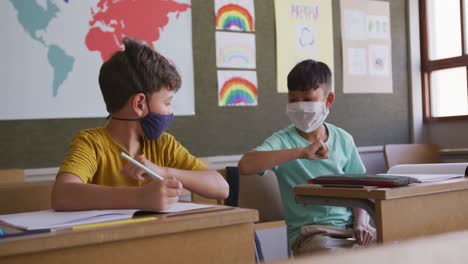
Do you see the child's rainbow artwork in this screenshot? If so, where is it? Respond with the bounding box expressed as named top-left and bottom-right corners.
top-left (214, 0), bottom-right (255, 32)
top-left (216, 31), bottom-right (256, 69)
top-left (217, 70), bottom-right (258, 107)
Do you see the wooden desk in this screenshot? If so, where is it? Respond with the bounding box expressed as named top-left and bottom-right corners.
top-left (0, 207), bottom-right (259, 264)
top-left (295, 178), bottom-right (468, 243)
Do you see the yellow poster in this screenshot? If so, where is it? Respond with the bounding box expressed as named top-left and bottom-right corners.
top-left (274, 0), bottom-right (334, 93)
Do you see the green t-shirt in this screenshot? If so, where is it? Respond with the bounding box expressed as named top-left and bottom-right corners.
top-left (255, 123), bottom-right (366, 246)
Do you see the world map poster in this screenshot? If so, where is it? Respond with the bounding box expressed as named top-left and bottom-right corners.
top-left (0, 0), bottom-right (195, 120)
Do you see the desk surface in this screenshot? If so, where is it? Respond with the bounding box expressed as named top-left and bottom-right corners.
top-left (295, 177), bottom-right (468, 200)
top-left (0, 206), bottom-right (258, 258)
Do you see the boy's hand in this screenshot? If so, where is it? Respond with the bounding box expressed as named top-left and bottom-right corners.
top-left (301, 140), bottom-right (329, 160)
top-left (353, 224), bottom-right (376, 246)
top-left (121, 155), bottom-right (164, 181)
top-left (139, 177), bottom-right (183, 211)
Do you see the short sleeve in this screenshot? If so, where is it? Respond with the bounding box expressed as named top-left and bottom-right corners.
top-left (254, 133), bottom-right (284, 152)
top-left (57, 132), bottom-right (98, 183)
top-left (253, 134), bottom-right (284, 175)
top-left (163, 135), bottom-right (207, 171)
top-left (343, 137), bottom-right (366, 174)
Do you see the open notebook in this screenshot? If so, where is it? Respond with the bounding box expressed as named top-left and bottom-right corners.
top-left (380, 162), bottom-right (468, 183)
top-left (0, 202), bottom-right (213, 231)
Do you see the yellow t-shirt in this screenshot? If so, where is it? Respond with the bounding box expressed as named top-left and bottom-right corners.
top-left (58, 127), bottom-right (206, 186)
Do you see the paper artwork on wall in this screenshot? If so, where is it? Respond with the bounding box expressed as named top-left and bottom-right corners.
top-left (348, 48), bottom-right (367, 76)
top-left (368, 44), bottom-right (390, 76)
top-left (216, 31), bottom-right (256, 69)
top-left (217, 70), bottom-right (258, 107)
top-left (343, 9), bottom-right (367, 41)
top-left (341, 0), bottom-right (393, 93)
top-left (214, 0), bottom-right (255, 32)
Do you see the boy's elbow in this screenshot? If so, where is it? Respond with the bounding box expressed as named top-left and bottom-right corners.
top-left (217, 177), bottom-right (230, 200)
top-left (238, 156), bottom-right (256, 175)
top-left (51, 185), bottom-right (66, 211)
top-left (238, 156), bottom-right (249, 174)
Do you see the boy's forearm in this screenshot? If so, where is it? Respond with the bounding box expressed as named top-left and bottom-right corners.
top-left (52, 182), bottom-right (142, 211)
top-left (353, 208), bottom-right (370, 228)
top-left (162, 168), bottom-right (229, 200)
top-left (238, 149), bottom-right (303, 175)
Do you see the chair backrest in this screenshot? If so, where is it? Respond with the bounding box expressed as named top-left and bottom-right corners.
top-left (0, 169), bottom-right (25, 184)
top-left (238, 171), bottom-right (284, 222)
top-left (384, 144), bottom-right (441, 170)
top-left (191, 168), bottom-right (284, 222)
top-left (191, 168), bottom-right (232, 206)
top-left (0, 182), bottom-right (53, 214)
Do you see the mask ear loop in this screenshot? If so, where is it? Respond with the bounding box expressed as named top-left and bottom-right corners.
top-left (109, 116), bottom-right (140, 121)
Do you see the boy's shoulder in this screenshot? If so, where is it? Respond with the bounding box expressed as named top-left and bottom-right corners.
top-left (326, 123), bottom-right (354, 142)
top-left (72, 127), bottom-right (109, 145)
top-left (272, 125), bottom-right (296, 138)
top-left (263, 126), bottom-right (296, 144)
top-left (75, 127), bottom-right (106, 138)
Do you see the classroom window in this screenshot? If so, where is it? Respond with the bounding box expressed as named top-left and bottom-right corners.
top-left (420, 0), bottom-right (468, 120)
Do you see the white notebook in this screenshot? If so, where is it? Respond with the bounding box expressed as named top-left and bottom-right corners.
top-left (0, 202), bottom-right (213, 231)
top-left (379, 163), bottom-right (468, 183)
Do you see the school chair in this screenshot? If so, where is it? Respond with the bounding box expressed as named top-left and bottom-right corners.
top-left (383, 144), bottom-right (441, 170)
top-left (0, 182), bottom-right (53, 214)
top-left (209, 167), bottom-right (288, 262)
top-left (0, 169), bottom-right (25, 184)
top-left (191, 167), bottom-right (285, 221)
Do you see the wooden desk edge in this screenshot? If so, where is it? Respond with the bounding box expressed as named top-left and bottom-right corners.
top-left (295, 178), bottom-right (468, 200)
top-left (294, 184), bottom-right (387, 200)
top-left (0, 207), bottom-right (259, 257)
top-left (439, 148), bottom-right (468, 156)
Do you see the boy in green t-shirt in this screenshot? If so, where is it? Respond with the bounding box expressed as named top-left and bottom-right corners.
top-left (239, 59), bottom-right (375, 256)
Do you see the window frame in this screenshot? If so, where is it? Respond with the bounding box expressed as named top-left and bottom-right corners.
top-left (419, 0), bottom-right (468, 121)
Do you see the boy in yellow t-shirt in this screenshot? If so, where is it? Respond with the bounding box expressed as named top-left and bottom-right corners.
top-left (52, 37), bottom-right (229, 211)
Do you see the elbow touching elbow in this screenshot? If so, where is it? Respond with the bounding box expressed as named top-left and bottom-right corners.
top-left (219, 179), bottom-right (230, 200)
top-left (238, 157), bottom-right (250, 175)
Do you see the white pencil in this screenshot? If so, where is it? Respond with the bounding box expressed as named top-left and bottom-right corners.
top-left (120, 152), bottom-right (164, 181)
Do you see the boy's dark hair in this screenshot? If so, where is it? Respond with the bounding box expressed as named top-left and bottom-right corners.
top-left (287, 59), bottom-right (332, 92)
top-left (99, 37), bottom-right (181, 113)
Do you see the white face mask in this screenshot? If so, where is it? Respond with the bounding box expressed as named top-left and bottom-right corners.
top-left (286, 101), bottom-right (329, 133)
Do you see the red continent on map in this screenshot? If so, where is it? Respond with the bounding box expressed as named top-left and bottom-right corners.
top-left (85, 0), bottom-right (190, 61)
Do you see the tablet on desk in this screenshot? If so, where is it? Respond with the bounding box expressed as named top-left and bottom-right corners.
top-left (307, 174), bottom-right (416, 188)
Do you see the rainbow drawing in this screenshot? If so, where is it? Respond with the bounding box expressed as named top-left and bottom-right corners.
top-left (217, 45), bottom-right (256, 68)
top-left (218, 74), bottom-right (258, 106)
top-left (215, 3), bottom-right (255, 32)
top-left (216, 31), bottom-right (256, 69)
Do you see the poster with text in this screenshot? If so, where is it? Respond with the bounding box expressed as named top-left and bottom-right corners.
top-left (274, 0), bottom-right (334, 93)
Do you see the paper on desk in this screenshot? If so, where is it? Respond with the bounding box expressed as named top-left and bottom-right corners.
top-left (382, 162), bottom-right (468, 183)
top-left (158, 202), bottom-right (213, 213)
top-left (378, 173), bottom-right (464, 183)
top-left (387, 163), bottom-right (468, 175)
top-left (0, 203), bottom-right (214, 231)
top-left (0, 210), bottom-right (138, 230)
